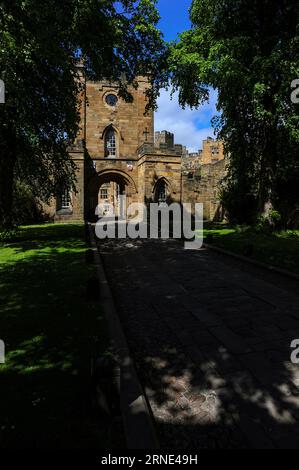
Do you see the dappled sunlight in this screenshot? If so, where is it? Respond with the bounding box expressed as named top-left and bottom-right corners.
top-left (141, 340), bottom-right (299, 446)
top-left (0, 224), bottom-right (110, 449)
top-left (137, 341), bottom-right (299, 448)
top-left (1, 334), bottom-right (76, 375)
top-left (98, 234), bottom-right (299, 448)
top-left (200, 223), bottom-right (299, 275)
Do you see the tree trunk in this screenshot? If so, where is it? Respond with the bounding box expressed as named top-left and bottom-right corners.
top-left (258, 123), bottom-right (277, 216)
top-left (0, 129), bottom-right (16, 229)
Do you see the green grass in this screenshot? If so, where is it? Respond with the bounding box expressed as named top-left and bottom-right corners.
top-left (202, 223), bottom-right (299, 275)
top-left (0, 223), bottom-right (110, 449)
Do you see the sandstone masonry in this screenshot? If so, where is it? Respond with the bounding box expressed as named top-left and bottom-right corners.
top-left (45, 76), bottom-right (226, 222)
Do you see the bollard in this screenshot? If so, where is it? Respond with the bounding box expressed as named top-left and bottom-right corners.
top-left (91, 355), bottom-right (120, 417)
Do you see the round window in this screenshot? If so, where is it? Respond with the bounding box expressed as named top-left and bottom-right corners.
top-left (105, 94), bottom-right (118, 107)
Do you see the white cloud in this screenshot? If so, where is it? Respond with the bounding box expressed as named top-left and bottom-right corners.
top-left (154, 88), bottom-right (218, 152)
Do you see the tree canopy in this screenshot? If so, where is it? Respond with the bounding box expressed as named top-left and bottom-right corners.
top-left (169, 0), bottom-right (299, 224)
top-left (0, 0), bottom-right (166, 228)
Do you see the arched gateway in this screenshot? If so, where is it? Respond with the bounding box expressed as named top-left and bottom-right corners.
top-left (86, 169), bottom-right (138, 220)
top-left (45, 76), bottom-right (183, 221)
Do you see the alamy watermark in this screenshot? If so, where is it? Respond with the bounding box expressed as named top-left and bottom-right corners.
top-left (0, 79), bottom-right (5, 104)
top-left (0, 340), bottom-right (5, 364)
top-left (291, 79), bottom-right (299, 104)
top-left (291, 340), bottom-right (299, 364)
top-left (95, 197), bottom-right (203, 250)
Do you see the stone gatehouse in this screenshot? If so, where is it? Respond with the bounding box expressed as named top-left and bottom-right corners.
top-left (46, 76), bottom-right (226, 221)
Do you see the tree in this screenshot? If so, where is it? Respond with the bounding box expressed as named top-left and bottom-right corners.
top-left (0, 0), bottom-right (166, 228)
top-left (169, 0), bottom-right (299, 225)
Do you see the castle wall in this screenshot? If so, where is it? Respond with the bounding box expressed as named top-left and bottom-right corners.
top-left (201, 138), bottom-right (224, 165)
top-left (182, 159), bottom-right (226, 220)
top-left (154, 131), bottom-right (174, 149)
top-left (85, 78), bottom-right (153, 160)
top-left (43, 145), bottom-right (85, 221)
top-left (138, 143), bottom-right (182, 204)
top-left (42, 74), bottom-right (225, 224)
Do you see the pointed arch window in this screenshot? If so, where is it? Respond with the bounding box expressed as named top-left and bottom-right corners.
top-left (105, 128), bottom-right (117, 158)
top-left (155, 179), bottom-right (168, 204)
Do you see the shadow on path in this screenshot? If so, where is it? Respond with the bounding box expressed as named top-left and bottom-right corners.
top-left (98, 237), bottom-right (299, 449)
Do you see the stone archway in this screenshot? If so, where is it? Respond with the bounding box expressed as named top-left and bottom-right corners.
top-left (86, 169), bottom-right (138, 220)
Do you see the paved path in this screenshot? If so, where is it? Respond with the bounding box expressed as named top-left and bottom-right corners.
top-left (97, 237), bottom-right (299, 449)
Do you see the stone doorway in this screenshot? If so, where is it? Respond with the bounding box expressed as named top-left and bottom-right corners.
top-left (98, 182), bottom-right (122, 217)
top-left (85, 169), bottom-right (138, 221)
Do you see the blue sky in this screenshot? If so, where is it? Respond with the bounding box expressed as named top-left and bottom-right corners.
top-left (156, 0), bottom-right (191, 42)
top-left (155, 0), bottom-right (217, 151)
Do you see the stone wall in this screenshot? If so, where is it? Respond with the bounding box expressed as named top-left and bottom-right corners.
top-left (42, 73), bottom-right (226, 223)
top-left (182, 158), bottom-right (227, 220)
top-left (182, 138), bottom-right (224, 170)
top-left (43, 141), bottom-right (85, 221)
top-left (201, 138), bottom-right (224, 165)
top-left (80, 77), bottom-right (155, 218)
top-left (154, 131), bottom-right (174, 149)
top-left (138, 143), bottom-right (182, 204)
top-left (85, 78), bottom-right (153, 160)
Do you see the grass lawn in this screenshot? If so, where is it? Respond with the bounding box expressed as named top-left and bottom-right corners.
top-left (202, 224), bottom-right (299, 275)
top-left (0, 223), bottom-right (111, 449)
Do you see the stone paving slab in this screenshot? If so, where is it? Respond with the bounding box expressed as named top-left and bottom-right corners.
top-left (97, 237), bottom-right (299, 449)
